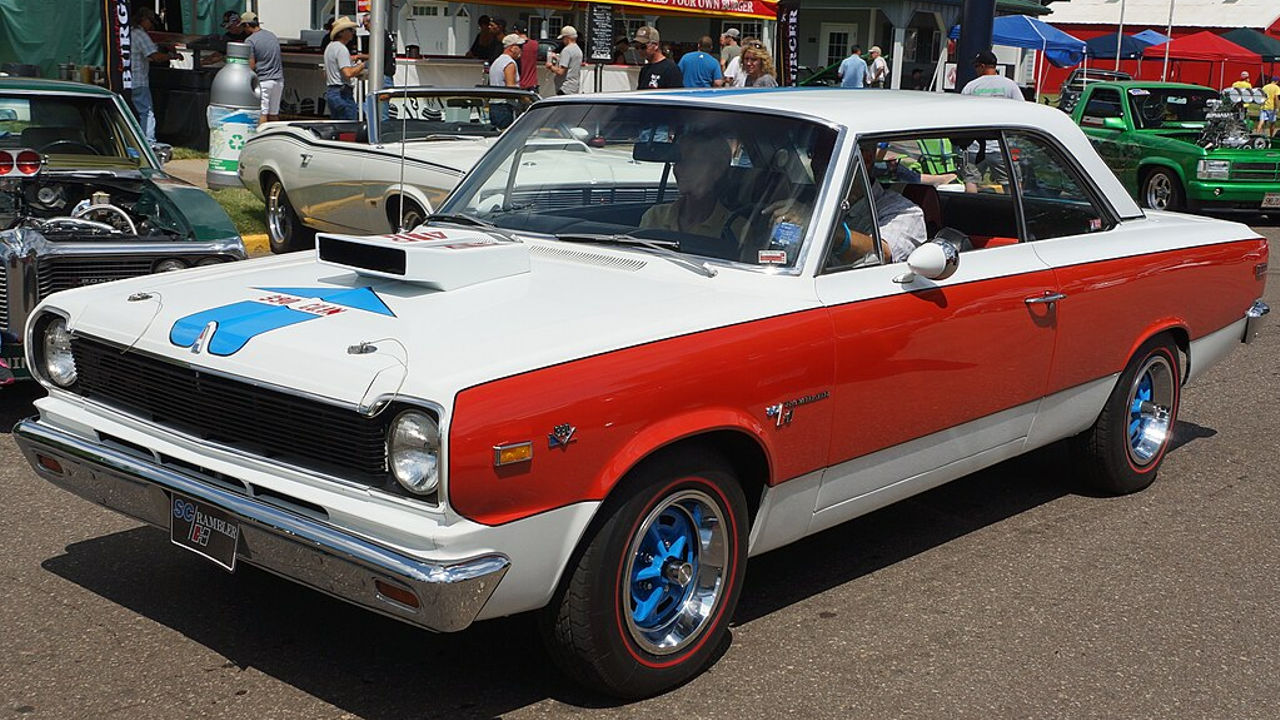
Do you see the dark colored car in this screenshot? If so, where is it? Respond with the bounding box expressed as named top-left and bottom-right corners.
top-left (1, 78), bottom-right (244, 384)
top-left (1057, 67), bottom-right (1132, 114)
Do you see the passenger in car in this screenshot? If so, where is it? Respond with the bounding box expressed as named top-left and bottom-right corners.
top-left (639, 132), bottom-right (747, 245)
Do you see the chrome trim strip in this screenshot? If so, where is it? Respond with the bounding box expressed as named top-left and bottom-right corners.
top-left (14, 417), bottom-right (507, 633)
top-left (1244, 299), bottom-right (1270, 344)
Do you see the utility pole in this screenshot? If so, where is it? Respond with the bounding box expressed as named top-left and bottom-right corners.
top-left (1115, 0), bottom-right (1126, 71)
top-left (955, 0), bottom-right (996, 90)
top-left (1162, 0), bottom-right (1175, 81)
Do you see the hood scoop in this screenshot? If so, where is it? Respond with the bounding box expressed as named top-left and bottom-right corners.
top-left (317, 228), bottom-right (529, 291)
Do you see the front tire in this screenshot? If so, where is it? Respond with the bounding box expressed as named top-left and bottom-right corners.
top-left (1141, 168), bottom-right (1183, 212)
top-left (388, 197), bottom-right (427, 232)
top-left (1073, 337), bottom-right (1181, 495)
top-left (541, 449), bottom-right (748, 698)
top-left (265, 175), bottom-right (316, 254)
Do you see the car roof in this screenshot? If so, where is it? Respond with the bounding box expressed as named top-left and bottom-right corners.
top-left (542, 88), bottom-right (1145, 219)
top-left (0, 77), bottom-right (118, 97)
top-left (1092, 81), bottom-right (1215, 92)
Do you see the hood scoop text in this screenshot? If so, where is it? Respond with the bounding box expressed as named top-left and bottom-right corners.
top-left (317, 228), bottom-right (530, 291)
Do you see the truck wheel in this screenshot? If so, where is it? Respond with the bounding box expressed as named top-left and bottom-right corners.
top-left (1141, 169), bottom-right (1182, 212)
top-left (541, 449), bottom-right (748, 698)
top-left (265, 176), bottom-right (315, 254)
top-left (1072, 336), bottom-right (1181, 495)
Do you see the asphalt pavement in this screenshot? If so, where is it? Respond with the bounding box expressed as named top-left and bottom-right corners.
top-left (1, 223), bottom-right (1278, 720)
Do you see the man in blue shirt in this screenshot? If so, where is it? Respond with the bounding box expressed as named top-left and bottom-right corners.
top-left (838, 46), bottom-right (867, 89)
top-left (678, 36), bottom-right (724, 88)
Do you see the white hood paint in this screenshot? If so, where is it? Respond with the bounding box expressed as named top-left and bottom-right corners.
top-left (51, 240), bottom-right (822, 410)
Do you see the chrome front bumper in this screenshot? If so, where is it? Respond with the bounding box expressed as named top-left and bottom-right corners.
top-left (1244, 300), bottom-right (1270, 344)
top-left (14, 418), bottom-right (509, 633)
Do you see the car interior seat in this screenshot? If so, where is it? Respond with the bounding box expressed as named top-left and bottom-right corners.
top-left (900, 183), bottom-right (943, 239)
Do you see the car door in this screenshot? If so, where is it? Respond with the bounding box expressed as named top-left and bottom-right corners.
top-left (812, 135), bottom-right (1059, 513)
top-left (290, 134), bottom-right (371, 233)
top-left (1078, 86), bottom-right (1139, 191)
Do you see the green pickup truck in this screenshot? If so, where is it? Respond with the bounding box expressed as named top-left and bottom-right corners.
top-left (1070, 81), bottom-right (1280, 212)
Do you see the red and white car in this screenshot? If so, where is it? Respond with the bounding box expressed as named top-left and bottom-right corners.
top-left (15, 89), bottom-right (1270, 697)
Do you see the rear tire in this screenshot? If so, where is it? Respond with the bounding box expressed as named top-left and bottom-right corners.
top-left (265, 175), bottom-right (315, 254)
top-left (540, 449), bottom-right (748, 698)
top-left (387, 197), bottom-right (427, 232)
top-left (1140, 168), bottom-right (1183, 212)
top-left (1072, 336), bottom-right (1181, 495)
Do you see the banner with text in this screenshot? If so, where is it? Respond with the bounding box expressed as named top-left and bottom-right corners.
top-left (774, 0), bottom-right (800, 86)
top-left (593, 0), bottom-right (777, 20)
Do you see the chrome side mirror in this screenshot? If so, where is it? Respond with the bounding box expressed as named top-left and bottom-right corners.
top-left (151, 142), bottom-right (173, 166)
top-left (894, 238), bottom-right (960, 283)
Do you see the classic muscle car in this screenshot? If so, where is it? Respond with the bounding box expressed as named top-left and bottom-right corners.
top-left (15, 89), bottom-right (1270, 697)
top-left (0, 78), bottom-right (244, 385)
top-left (1071, 81), bottom-right (1280, 212)
top-left (237, 87), bottom-right (538, 253)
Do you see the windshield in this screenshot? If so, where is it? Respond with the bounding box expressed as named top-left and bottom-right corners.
top-left (1127, 87), bottom-right (1219, 129)
top-left (376, 91), bottom-right (536, 142)
top-left (0, 93), bottom-right (149, 165)
top-left (439, 102), bottom-right (839, 269)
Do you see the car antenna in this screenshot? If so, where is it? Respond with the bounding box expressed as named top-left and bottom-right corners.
top-left (394, 82), bottom-right (409, 230)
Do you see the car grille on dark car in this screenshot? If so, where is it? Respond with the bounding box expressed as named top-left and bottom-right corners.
top-left (0, 267), bottom-right (9, 332)
top-left (70, 336), bottom-right (390, 480)
top-left (1230, 161), bottom-right (1280, 183)
top-left (37, 257), bottom-right (158, 295)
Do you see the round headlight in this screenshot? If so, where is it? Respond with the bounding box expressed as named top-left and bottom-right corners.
top-left (388, 410), bottom-right (440, 495)
top-left (154, 258), bottom-right (187, 273)
top-left (41, 317), bottom-right (77, 387)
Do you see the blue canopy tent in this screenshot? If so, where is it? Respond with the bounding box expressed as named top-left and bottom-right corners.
top-left (1085, 32), bottom-right (1150, 61)
top-left (1134, 29), bottom-right (1171, 47)
top-left (949, 15), bottom-right (1088, 100)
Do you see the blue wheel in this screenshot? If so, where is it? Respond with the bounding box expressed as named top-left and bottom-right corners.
top-left (1074, 337), bottom-right (1181, 494)
top-left (541, 449), bottom-right (747, 698)
top-left (622, 489), bottom-right (728, 655)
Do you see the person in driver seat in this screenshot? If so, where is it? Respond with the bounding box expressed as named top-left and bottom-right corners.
top-left (639, 132), bottom-right (747, 246)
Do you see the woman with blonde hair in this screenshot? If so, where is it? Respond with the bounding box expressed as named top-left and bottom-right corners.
top-left (742, 44), bottom-right (778, 88)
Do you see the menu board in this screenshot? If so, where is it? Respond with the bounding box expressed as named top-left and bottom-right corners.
top-left (587, 3), bottom-right (614, 62)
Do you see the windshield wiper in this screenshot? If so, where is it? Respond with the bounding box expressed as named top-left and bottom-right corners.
top-left (425, 212), bottom-right (496, 229)
top-left (554, 233), bottom-right (716, 278)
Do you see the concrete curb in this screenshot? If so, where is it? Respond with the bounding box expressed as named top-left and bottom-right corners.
top-left (242, 233), bottom-right (270, 257)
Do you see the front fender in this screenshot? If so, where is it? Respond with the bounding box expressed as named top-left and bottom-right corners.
top-left (151, 176), bottom-right (242, 244)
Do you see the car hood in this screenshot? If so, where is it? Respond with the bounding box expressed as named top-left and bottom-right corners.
top-left (49, 235), bottom-right (819, 409)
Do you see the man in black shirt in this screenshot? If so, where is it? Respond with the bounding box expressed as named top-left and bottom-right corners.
top-left (634, 26), bottom-right (682, 90)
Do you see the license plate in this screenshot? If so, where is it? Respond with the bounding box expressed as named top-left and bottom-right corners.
top-left (170, 494), bottom-right (240, 571)
top-left (1263, 193), bottom-right (1280, 209)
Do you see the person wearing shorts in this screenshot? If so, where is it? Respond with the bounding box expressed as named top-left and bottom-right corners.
top-left (1259, 76), bottom-right (1280, 137)
top-left (242, 12), bottom-right (284, 123)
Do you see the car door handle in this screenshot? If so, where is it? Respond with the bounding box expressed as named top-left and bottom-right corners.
top-left (300, 153), bottom-right (312, 167)
top-left (1025, 291), bottom-right (1068, 305)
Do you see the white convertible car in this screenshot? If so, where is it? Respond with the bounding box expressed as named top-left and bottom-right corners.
top-left (16, 89), bottom-right (1270, 698)
top-left (237, 87), bottom-right (537, 253)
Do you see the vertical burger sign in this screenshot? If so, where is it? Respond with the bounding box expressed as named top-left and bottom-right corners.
top-left (775, 0), bottom-right (801, 86)
top-left (102, 0), bottom-right (132, 94)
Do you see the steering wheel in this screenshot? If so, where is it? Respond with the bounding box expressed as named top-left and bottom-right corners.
top-left (39, 140), bottom-right (100, 155)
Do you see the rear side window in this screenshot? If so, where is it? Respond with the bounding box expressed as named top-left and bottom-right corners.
top-left (1005, 131), bottom-right (1110, 241)
top-left (1082, 88), bottom-right (1123, 121)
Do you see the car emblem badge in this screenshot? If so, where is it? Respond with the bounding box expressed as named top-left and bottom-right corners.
top-left (765, 391), bottom-right (831, 428)
top-left (190, 321), bottom-right (217, 355)
top-left (549, 423), bottom-right (577, 449)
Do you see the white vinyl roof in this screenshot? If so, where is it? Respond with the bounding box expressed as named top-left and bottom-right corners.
top-left (1044, 0), bottom-right (1280, 29)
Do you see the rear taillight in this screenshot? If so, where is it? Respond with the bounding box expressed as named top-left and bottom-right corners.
top-left (15, 149), bottom-right (42, 175)
top-left (0, 150), bottom-right (12, 175)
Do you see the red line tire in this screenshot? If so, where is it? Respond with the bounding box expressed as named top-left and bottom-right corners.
top-left (539, 448), bottom-right (748, 698)
top-left (1072, 336), bottom-right (1181, 495)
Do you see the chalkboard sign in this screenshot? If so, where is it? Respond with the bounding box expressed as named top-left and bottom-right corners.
top-left (587, 3), bottom-right (614, 62)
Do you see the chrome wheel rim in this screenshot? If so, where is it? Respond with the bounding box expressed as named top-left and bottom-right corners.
top-left (1126, 354), bottom-right (1176, 466)
top-left (622, 489), bottom-right (727, 656)
top-left (267, 182), bottom-right (291, 242)
top-left (1145, 173), bottom-right (1172, 210)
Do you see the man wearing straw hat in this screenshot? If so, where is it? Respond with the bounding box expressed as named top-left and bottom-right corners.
top-left (323, 16), bottom-right (366, 121)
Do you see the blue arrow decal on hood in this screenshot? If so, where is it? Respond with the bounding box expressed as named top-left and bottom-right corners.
top-left (170, 287), bottom-right (394, 356)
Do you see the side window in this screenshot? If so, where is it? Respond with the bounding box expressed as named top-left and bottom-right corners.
top-left (822, 157), bottom-right (883, 272)
top-left (1005, 131), bottom-right (1110, 241)
top-left (1081, 88), bottom-right (1123, 125)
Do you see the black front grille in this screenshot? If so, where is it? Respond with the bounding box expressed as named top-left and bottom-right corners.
top-left (71, 337), bottom-right (390, 480)
top-left (37, 257), bottom-right (158, 296)
top-left (1230, 161), bottom-right (1280, 182)
top-left (0, 266), bottom-right (8, 332)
